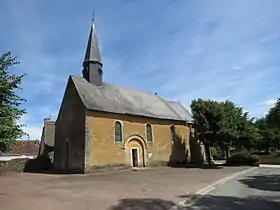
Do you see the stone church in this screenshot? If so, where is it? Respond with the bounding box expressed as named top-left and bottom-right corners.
top-left (49, 20), bottom-right (204, 173)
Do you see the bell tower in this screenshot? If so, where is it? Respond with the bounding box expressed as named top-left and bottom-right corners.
top-left (82, 18), bottom-right (103, 86)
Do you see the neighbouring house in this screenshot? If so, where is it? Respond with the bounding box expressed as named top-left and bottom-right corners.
top-left (50, 19), bottom-right (205, 174)
top-left (0, 140), bottom-right (40, 161)
top-left (39, 117), bottom-right (55, 162)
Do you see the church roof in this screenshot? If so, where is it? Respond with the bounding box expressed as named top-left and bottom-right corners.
top-left (165, 100), bottom-right (193, 122)
top-left (71, 76), bottom-right (193, 123)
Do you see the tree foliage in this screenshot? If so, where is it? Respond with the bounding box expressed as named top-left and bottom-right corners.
top-left (0, 52), bottom-right (27, 153)
top-left (190, 98), bottom-right (260, 164)
top-left (190, 99), bottom-right (223, 164)
top-left (255, 112), bottom-right (280, 153)
top-left (266, 98), bottom-right (280, 130)
top-left (191, 96), bottom-right (280, 164)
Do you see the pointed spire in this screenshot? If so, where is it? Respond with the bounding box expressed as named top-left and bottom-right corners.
top-left (83, 17), bottom-right (102, 65)
top-left (82, 16), bottom-right (103, 86)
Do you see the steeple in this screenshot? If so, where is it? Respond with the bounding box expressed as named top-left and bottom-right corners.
top-left (82, 17), bottom-right (103, 86)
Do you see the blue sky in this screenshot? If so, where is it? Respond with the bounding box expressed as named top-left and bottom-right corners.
top-left (1, 0), bottom-right (279, 139)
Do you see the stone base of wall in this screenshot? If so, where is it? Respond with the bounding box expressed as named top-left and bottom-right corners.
top-left (147, 160), bottom-right (169, 167)
top-left (84, 164), bottom-right (131, 174)
top-left (0, 158), bottom-right (28, 174)
top-left (83, 159), bottom-right (204, 174)
top-left (147, 160), bottom-right (191, 167)
top-left (84, 160), bottom-right (190, 173)
top-left (167, 160), bottom-right (189, 167)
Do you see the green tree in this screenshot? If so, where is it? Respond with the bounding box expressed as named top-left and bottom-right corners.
top-left (255, 117), bottom-right (280, 153)
top-left (190, 99), bottom-right (223, 164)
top-left (236, 115), bottom-right (261, 152)
top-left (191, 99), bottom-right (259, 164)
top-left (266, 99), bottom-right (280, 150)
top-left (215, 101), bottom-right (259, 157)
top-left (216, 101), bottom-right (242, 157)
top-left (266, 98), bottom-right (280, 130)
top-left (0, 52), bottom-right (27, 153)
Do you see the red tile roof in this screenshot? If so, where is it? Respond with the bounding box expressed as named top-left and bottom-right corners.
top-left (9, 140), bottom-right (40, 155)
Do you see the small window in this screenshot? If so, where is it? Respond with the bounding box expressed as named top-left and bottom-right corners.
top-left (146, 124), bottom-right (153, 142)
top-left (115, 121), bottom-right (122, 142)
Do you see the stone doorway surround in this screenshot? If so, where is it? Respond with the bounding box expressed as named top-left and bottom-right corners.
top-left (124, 134), bottom-right (148, 167)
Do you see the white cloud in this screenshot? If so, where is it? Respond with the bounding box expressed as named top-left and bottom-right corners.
top-left (22, 125), bottom-right (42, 140)
top-left (265, 99), bottom-right (277, 107)
top-left (17, 107), bottom-right (57, 140)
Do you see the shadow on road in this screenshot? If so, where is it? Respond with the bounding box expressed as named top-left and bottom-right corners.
top-left (179, 194), bottom-right (280, 210)
top-left (109, 194), bottom-right (280, 210)
top-left (109, 198), bottom-right (175, 210)
top-left (239, 174), bottom-right (280, 192)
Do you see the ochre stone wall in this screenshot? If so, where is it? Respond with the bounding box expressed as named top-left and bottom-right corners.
top-left (85, 111), bottom-right (191, 170)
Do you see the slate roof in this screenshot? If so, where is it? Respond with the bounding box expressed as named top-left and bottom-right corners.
top-left (84, 21), bottom-right (102, 64)
top-left (71, 76), bottom-right (193, 123)
top-left (165, 100), bottom-right (193, 122)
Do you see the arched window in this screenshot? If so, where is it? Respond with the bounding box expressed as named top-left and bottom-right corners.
top-left (170, 125), bottom-right (176, 142)
top-left (114, 121), bottom-right (122, 142)
top-left (146, 124), bottom-right (153, 142)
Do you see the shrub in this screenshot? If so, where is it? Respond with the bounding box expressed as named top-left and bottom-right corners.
top-left (225, 153), bottom-right (260, 166)
top-left (210, 147), bottom-right (217, 159)
top-left (247, 154), bottom-right (260, 166)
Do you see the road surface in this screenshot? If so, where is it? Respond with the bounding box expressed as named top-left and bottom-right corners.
top-left (187, 167), bottom-right (280, 210)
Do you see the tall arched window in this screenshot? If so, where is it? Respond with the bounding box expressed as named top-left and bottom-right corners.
top-left (114, 121), bottom-right (122, 142)
top-left (146, 123), bottom-right (153, 142)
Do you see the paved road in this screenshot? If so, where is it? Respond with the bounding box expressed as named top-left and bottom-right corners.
top-left (187, 167), bottom-right (280, 210)
top-left (0, 166), bottom-right (250, 210)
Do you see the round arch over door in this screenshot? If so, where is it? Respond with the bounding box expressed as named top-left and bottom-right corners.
top-left (124, 135), bottom-right (147, 167)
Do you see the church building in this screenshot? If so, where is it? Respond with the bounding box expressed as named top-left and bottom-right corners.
top-left (52, 19), bottom-right (203, 173)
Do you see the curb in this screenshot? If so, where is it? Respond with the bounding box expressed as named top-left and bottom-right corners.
top-left (169, 167), bottom-right (257, 210)
top-left (259, 164), bottom-right (280, 168)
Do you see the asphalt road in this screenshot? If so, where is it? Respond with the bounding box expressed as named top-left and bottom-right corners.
top-left (187, 167), bottom-right (280, 210)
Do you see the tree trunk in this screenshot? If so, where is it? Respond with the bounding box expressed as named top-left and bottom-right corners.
top-left (225, 149), bottom-right (229, 159)
top-left (265, 148), bottom-right (269, 155)
top-left (204, 143), bottom-right (212, 165)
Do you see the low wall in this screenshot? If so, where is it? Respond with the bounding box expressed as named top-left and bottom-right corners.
top-left (260, 155), bottom-right (280, 165)
top-left (0, 158), bottom-right (28, 173)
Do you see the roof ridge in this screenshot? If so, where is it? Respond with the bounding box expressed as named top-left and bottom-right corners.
top-left (104, 81), bottom-right (163, 98)
top-left (72, 76), bottom-right (167, 100)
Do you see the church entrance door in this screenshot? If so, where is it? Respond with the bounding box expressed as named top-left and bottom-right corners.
top-left (131, 148), bottom-right (138, 167)
top-left (127, 138), bottom-right (145, 167)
